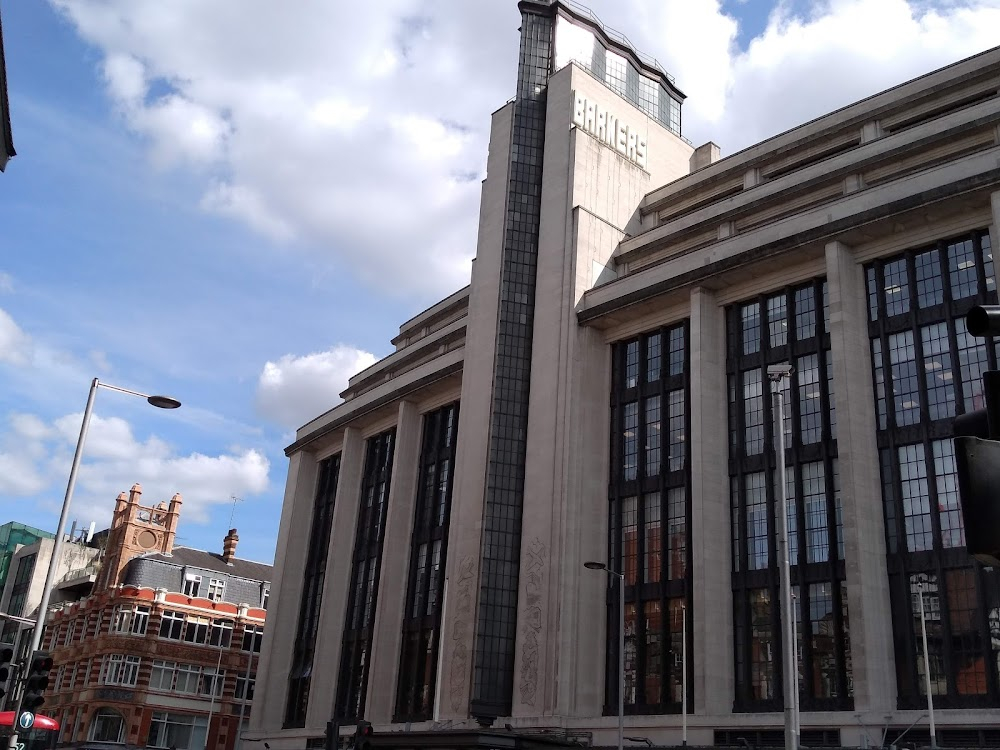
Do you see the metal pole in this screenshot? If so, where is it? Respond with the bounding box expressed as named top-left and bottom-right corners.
top-left (918, 583), bottom-right (937, 749)
top-left (205, 628), bottom-right (227, 750)
top-left (235, 630), bottom-right (255, 750)
top-left (6, 378), bottom-right (99, 750)
top-left (792, 592), bottom-right (800, 744)
top-left (682, 602), bottom-right (687, 747)
top-left (771, 375), bottom-right (797, 750)
top-left (617, 571), bottom-right (624, 750)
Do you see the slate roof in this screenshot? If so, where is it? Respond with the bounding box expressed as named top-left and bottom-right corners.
top-left (143, 546), bottom-right (272, 583)
top-left (0, 7), bottom-right (15, 171)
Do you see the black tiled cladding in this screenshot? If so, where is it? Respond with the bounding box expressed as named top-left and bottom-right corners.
top-left (469, 6), bottom-right (552, 723)
top-left (120, 552), bottom-right (270, 606)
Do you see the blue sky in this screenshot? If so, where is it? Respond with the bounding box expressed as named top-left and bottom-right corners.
top-left (1, 0), bottom-right (998, 564)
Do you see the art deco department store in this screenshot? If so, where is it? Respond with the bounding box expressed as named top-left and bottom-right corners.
top-left (248, 2), bottom-right (1000, 747)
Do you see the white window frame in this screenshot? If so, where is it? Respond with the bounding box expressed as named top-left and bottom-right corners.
top-left (207, 578), bottom-right (226, 602)
top-left (63, 620), bottom-right (76, 645)
top-left (89, 708), bottom-right (126, 744)
top-left (111, 604), bottom-right (150, 636)
top-left (183, 573), bottom-right (202, 597)
top-left (150, 660), bottom-right (176, 692)
top-left (100, 654), bottom-right (141, 687)
top-left (234, 673), bottom-right (256, 701)
top-left (183, 616), bottom-right (210, 644)
top-left (209, 619), bottom-right (233, 648)
top-left (159, 610), bottom-right (185, 640)
top-left (147, 711), bottom-right (207, 750)
top-left (241, 623), bottom-right (264, 652)
top-left (174, 663), bottom-right (201, 694)
top-left (200, 668), bottom-right (225, 697)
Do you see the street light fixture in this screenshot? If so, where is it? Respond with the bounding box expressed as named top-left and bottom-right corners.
top-left (28, 378), bottom-right (180, 654)
top-left (767, 364), bottom-right (798, 750)
top-left (585, 561), bottom-right (624, 750)
top-left (6, 378), bottom-right (179, 750)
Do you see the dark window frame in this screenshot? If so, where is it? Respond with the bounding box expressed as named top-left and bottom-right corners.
top-left (335, 429), bottom-right (396, 721)
top-left (284, 453), bottom-right (341, 728)
top-left (395, 403), bottom-right (460, 722)
top-left (867, 229), bottom-right (1000, 709)
top-left (607, 321), bottom-right (692, 716)
top-left (727, 278), bottom-right (853, 714)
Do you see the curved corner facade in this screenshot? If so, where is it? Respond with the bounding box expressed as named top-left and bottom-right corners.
top-left (249, 2), bottom-right (1000, 747)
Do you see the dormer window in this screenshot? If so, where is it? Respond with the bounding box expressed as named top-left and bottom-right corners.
top-left (183, 574), bottom-right (201, 597)
top-left (207, 578), bottom-right (226, 602)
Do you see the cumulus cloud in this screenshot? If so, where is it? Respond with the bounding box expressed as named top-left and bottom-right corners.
top-left (0, 411), bottom-right (270, 527)
top-left (606, 0), bottom-right (1000, 154)
top-left (49, 0), bottom-right (1000, 301)
top-left (256, 345), bottom-right (378, 430)
top-left (0, 307), bottom-right (33, 366)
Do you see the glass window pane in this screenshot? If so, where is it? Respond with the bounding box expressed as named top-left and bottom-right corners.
top-left (646, 334), bottom-right (661, 382)
top-left (668, 326), bottom-right (685, 376)
top-left (667, 488), bottom-right (686, 581)
top-left (645, 396), bottom-right (661, 477)
top-left (915, 249), bottom-right (943, 308)
top-left (889, 331), bottom-right (920, 426)
top-left (644, 601), bottom-right (662, 704)
top-left (947, 569), bottom-right (986, 695)
top-left (932, 439), bottom-right (964, 549)
top-left (794, 287), bottom-right (816, 341)
top-left (883, 258), bottom-right (910, 317)
top-left (948, 238), bottom-right (978, 300)
top-left (749, 589), bottom-right (774, 700)
top-left (921, 323), bottom-right (955, 421)
top-left (746, 473), bottom-right (769, 570)
top-left (644, 493), bottom-right (661, 585)
top-left (743, 369), bottom-right (764, 455)
top-left (768, 294), bottom-right (787, 348)
top-left (742, 303), bottom-right (761, 355)
top-left (797, 354), bottom-right (822, 444)
top-left (899, 444), bottom-right (932, 552)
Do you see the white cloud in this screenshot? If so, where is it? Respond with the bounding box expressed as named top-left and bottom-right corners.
top-left (599, 0), bottom-right (1000, 155)
top-left (49, 0), bottom-right (1000, 301)
top-left (0, 272), bottom-right (13, 293)
top-left (0, 411), bottom-right (270, 527)
top-left (0, 307), bottom-right (33, 366)
top-left (256, 345), bottom-right (378, 430)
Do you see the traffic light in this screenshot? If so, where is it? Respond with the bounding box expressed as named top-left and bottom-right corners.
top-left (354, 720), bottom-right (373, 750)
top-left (20, 650), bottom-right (53, 713)
top-left (954, 306), bottom-right (1000, 565)
top-left (0, 645), bottom-right (13, 704)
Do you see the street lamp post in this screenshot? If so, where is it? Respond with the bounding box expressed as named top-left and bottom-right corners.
top-left (767, 364), bottom-right (797, 750)
top-left (6, 378), bottom-right (179, 750)
top-left (917, 580), bottom-right (937, 749)
top-left (681, 602), bottom-right (687, 747)
top-left (585, 561), bottom-right (624, 750)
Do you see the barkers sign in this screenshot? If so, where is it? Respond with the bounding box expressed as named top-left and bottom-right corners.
top-left (571, 91), bottom-right (648, 169)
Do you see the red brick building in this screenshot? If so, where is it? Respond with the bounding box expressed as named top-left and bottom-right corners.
top-left (43, 485), bottom-right (270, 750)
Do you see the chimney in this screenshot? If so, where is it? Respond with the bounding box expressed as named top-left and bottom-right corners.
top-left (223, 528), bottom-right (239, 565)
top-left (689, 141), bottom-right (721, 173)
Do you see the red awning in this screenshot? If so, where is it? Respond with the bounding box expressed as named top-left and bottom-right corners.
top-left (0, 712), bottom-right (60, 731)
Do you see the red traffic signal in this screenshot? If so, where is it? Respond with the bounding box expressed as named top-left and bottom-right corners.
top-left (21, 650), bottom-right (54, 713)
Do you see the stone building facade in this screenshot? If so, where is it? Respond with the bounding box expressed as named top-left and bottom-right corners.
top-left (43, 485), bottom-right (270, 750)
top-left (248, 1), bottom-right (1000, 748)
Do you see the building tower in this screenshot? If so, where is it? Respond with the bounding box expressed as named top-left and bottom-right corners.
top-left (95, 483), bottom-right (182, 590)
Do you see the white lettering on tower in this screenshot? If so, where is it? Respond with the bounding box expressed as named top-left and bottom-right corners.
top-left (571, 91), bottom-right (648, 170)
